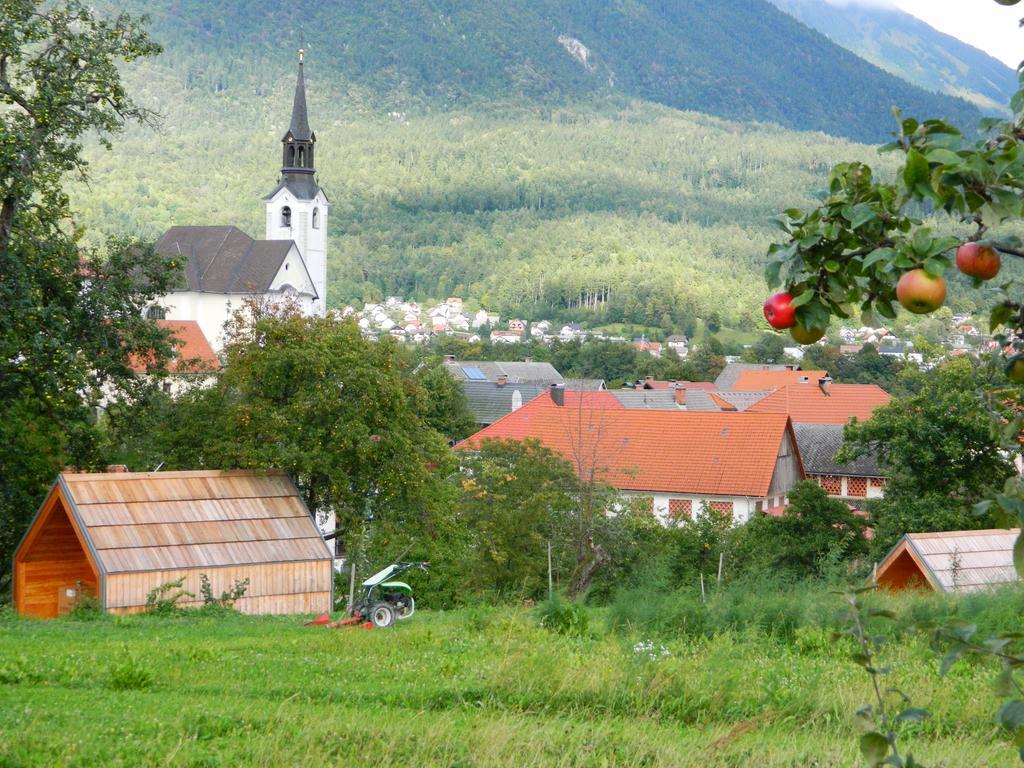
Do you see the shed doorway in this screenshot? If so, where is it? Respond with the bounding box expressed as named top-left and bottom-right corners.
top-left (14, 492), bottom-right (98, 618)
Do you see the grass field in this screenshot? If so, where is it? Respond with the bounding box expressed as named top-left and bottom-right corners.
top-left (0, 598), bottom-right (1016, 767)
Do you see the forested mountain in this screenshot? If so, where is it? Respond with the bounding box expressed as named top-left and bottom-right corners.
top-left (71, 0), bottom-right (993, 334)
top-left (105, 0), bottom-right (978, 143)
top-left (769, 0), bottom-right (1018, 115)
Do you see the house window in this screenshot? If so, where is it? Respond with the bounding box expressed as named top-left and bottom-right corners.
top-left (847, 477), bottom-right (867, 498)
top-left (708, 500), bottom-right (734, 522)
top-left (162, 381), bottom-right (172, 394)
top-left (819, 475), bottom-right (843, 496)
top-left (631, 496), bottom-right (655, 515)
top-left (145, 305), bottom-right (165, 320)
top-left (281, 206), bottom-right (291, 227)
top-left (669, 498), bottom-right (692, 520)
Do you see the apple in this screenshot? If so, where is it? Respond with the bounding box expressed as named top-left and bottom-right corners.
top-left (763, 291), bottom-right (797, 329)
top-left (896, 269), bottom-right (946, 314)
top-left (790, 324), bottom-right (825, 344)
top-left (955, 242), bottom-right (1001, 281)
top-left (1008, 359), bottom-right (1024, 384)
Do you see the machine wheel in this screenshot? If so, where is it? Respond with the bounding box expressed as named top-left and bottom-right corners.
top-left (396, 596), bottom-right (415, 620)
top-left (370, 602), bottom-right (395, 629)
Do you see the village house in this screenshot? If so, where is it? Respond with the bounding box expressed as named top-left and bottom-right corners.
top-left (457, 389), bottom-right (805, 524)
top-left (128, 319), bottom-right (220, 396)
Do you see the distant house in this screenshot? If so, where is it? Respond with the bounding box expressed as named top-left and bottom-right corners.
top-left (443, 358), bottom-right (564, 386)
top-left (794, 424), bottom-right (886, 503)
top-left (873, 529), bottom-right (1021, 593)
top-left (665, 335), bottom-right (689, 355)
top-left (457, 391), bottom-right (805, 524)
top-left (729, 368), bottom-right (828, 392)
top-left (128, 319), bottom-right (220, 396)
top-left (508, 319), bottom-right (526, 333)
top-left (713, 363), bottom-right (802, 391)
top-left (746, 381), bottom-right (891, 424)
top-left (490, 330), bottom-right (523, 344)
top-left (632, 339), bottom-right (662, 357)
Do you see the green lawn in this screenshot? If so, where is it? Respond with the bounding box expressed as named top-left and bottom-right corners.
top-left (0, 607), bottom-right (1012, 767)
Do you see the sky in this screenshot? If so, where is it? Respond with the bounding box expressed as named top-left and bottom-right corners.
top-left (827, 0), bottom-right (1024, 68)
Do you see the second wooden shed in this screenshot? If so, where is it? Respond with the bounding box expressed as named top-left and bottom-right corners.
top-left (13, 469), bottom-right (333, 617)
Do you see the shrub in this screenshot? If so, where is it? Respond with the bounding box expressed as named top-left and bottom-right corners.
top-left (66, 593), bottom-right (104, 620)
top-left (536, 595), bottom-right (589, 637)
top-left (199, 574), bottom-right (249, 610)
top-left (144, 577), bottom-right (193, 615)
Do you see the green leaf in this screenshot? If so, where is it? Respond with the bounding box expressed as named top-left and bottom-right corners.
top-left (903, 149), bottom-right (930, 191)
top-left (923, 258), bottom-right (946, 277)
top-left (998, 700), bottom-right (1024, 732)
top-left (924, 148), bottom-right (961, 165)
top-left (895, 708), bottom-right (929, 723)
top-left (991, 304), bottom-right (1015, 333)
top-left (940, 647), bottom-right (965, 676)
top-left (862, 248), bottom-right (895, 269)
top-left (849, 204), bottom-right (878, 230)
top-left (790, 290), bottom-right (815, 308)
top-left (860, 732), bottom-right (890, 766)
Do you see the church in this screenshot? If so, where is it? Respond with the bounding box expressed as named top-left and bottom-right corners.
top-left (151, 51), bottom-right (329, 350)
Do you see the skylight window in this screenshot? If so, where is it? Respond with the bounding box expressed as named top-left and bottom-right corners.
top-left (462, 367), bottom-right (487, 380)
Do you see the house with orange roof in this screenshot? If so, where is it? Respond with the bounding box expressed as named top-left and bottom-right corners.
top-left (456, 387), bottom-right (805, 524)
top-left (730, 369), bottom-right (829, 392)
top-left (129, 319), bottom-right (220, 396)
top-left (746, 379), bottom-right (891, 502)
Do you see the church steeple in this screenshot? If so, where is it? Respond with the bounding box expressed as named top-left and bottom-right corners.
top-left (280, 49), bottom-right (316, 191)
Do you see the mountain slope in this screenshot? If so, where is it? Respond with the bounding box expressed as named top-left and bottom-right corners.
top-left (108, 0), bottom-right (980, 143)
top-left (769, 0), bottom-right (1018, 115)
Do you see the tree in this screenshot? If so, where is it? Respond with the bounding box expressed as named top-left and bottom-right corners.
top-left (456, 438), bottom-right (577, 598)
top-left (730, 481), bottom-right (869, 578)
top-left (0, 3), bottom-right (173, 577)
top-left (838, 358), bottom-right (1016, 554)
top-left (408, 363), bottom-right (478, 443)
top-left (741, 332), bottom-right (789, 364)
top-left (689, 336), bottom-right (726, 381)
top-left (110, 301), bottom-right (456, 555)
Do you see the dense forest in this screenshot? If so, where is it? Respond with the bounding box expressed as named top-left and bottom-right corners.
top-left (68, 0), bottom-right (998, 333)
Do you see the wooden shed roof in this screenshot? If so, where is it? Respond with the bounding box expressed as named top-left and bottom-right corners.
top-left (875, 528), bottom-right (1021, 593)
top-left (54, 470), bottom-right (331, 575)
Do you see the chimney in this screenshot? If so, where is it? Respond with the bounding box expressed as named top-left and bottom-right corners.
top-left (673, 383), bottom-right (686, 407)
top-left (818, 375), bottom-right (833, 396)
top-left (443, 354), bottom-right (456, 363)
top-left (496, 374), bottom-right (507, 387)
top-left (550, 382), bottom-right (565, 407)
top-left (524, 356), bottom-right (533, 364)
top-left (644, 375), bottom-right (655, 389)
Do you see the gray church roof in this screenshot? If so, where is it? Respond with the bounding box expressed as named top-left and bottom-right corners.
top-left (793, 423), bottom-right (882, 477)
top-left (287, 59), bottom-right (313, 141)
top-left (263, 176), bottom-right (325, 202)
top-left (156, 226), bottom-right (312, 297)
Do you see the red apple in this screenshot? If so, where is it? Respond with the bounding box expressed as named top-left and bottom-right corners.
top-left (763, 292), bottom-right (797, 329)
top-left (955, 242), bottom-right (1001, 281)
top-left (790, 324), bottom-right (825, 345)
top-left (896, 269), bottom-right (946, 314)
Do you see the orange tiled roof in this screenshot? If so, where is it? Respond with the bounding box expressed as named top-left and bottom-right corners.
top-left (746, 383), bottom-right (890, 424)
top-left (456, 393), bottom-right (801, 497)
top-left (731, 369), bottom-right (828, 391)
top-left (130, 320), bottom-right (220, 374)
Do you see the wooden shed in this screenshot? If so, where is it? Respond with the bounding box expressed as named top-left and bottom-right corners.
top-left (13, 470), bottom-right (333, 618)
top-left (873, 529), bottom-right (1021, 594)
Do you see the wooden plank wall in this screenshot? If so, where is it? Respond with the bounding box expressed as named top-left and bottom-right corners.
top-left (104, 561), bottom-right (332, 615)
top-left (15, 500), bottom-right (98, 618)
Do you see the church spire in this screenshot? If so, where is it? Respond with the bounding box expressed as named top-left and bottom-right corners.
top-left (280, 49), bottom-right (316, 190)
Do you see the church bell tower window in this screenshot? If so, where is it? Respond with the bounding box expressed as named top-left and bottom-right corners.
top-left (297, 146), bottom-right (305, 167)
top-left (281, 206), bottom-right (292, 227)
top-left (312, 208), bottom-right (319, 229)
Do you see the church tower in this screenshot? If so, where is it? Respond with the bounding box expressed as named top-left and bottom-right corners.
top-left (265, 49), bottom-right (329, 315)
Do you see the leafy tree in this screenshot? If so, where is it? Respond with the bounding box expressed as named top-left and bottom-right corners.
top-left (838, 358), bottom-right (1015, 555)
top-left (741, 332), bottom-right (790, 364)
top-left (666, 503), bottom-right (733, 586)
top-left (730, 481), bottom-right (868, 578)
top-left (407, 363), bottom-right (478, 443)
top-left (0, 2), bottom-right (173, 576)
top-left (456, 438), bottom-right (577, 599)
top-left (111, 301), bottom-right (456, 554)
top-left (688, 336), bottom-right (726, 382)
